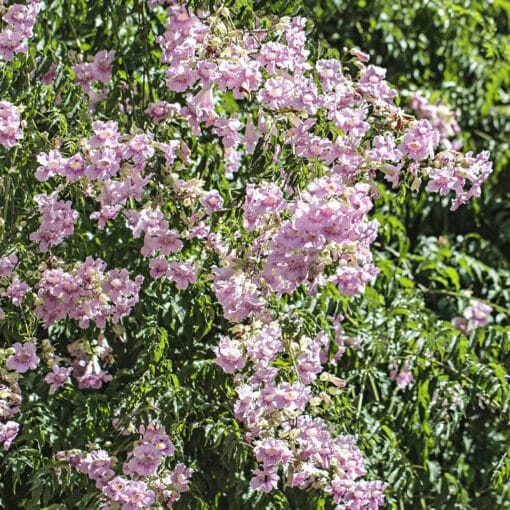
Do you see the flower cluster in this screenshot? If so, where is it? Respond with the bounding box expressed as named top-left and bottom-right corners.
top-left (452, 299), bottom-right (493, 334)
top-left (212, 180), bottom-right (379, 322)
top-left (72, 50), bottom-right (116, 108)
top-left (0, 1), bottom-right (497, 507)
top-left (38, 334), bottom-right (109, 393)
top-left (152, 6), bottom-right (493, 507)
top-left (34, 257), bottom-right (143, 328)
top-left (32, 121), bottom-right (202, 295)
top-left (0, 420), bottom-right (19, 451)
top-left (6, 341), bottom-right (40, 373)
top-left (66, 336), bottom-right (112, 390)
top-left (425, 150), bottom-right (492, 210)
top-left (409, 92), bottom-right (461, 150)
top-left (0, 101), bottom-right (23, 148)
top-left (1, 277), bottom-right (30, 307)
top-left (0, 364), bottom-right (22, 451)
top-left (0, 254), bottom-right (18, 278)
top-left (0, 1), bottom-right (40, 61)
top-left (0, 376), bottom-right (21, 422)
top-left (60, 421), bottom-right (192, 509)
top-left (0, 340), bottom-right (40, 450)
top-left (214, 321), bottom-right (387, 509)
top-left (155, 6), bottom-right (492, 333)
top-left (44, 365), bottom-right (73, 394)
top-left (29, 192), bottom-right (80, 252)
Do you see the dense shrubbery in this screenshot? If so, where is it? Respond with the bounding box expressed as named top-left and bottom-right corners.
top-left (0, 1), bottom-right (509, 509)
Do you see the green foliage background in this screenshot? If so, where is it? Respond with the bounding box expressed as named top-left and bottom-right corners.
top-left (1, 1), bottom-right (510, 509)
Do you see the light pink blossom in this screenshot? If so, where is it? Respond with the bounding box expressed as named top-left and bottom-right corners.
top-left (6, 342), bottom-right (39, 373)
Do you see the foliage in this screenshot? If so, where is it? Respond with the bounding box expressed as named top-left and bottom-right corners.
top-left (0, 1), bottom-right (508, 510)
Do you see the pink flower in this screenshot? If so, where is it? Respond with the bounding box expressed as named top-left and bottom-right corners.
top-left (358, 65), bottom-right (397, 102)
top-left (464, 300), bottom-right (493, 328)
top-left (401, 120), bottom-right (439, 161)
top-left (212, 117), bottom-right (243, 148)
top-left (72, 62), bottom-right (96, 92)
top-left (3, 3), bottom-right (40, 38)
top-left (331, 107), bottom-right (369, 139)
top-left (86, 147), bottom-right (121, 180)
top-left (45, 366), bottom-right (73, 394)
top-left (2, 278), bottom-right (30, 306)
top-left (451, 316), bottom-right (469, 334)
top-left (257, 78), bottom-right (294, 109)
top-left (6, 342), bottom-right (40, 373)
top-left (426, 150), bottom-right (492, 210)
top-left (246, 325), bottom-right (283, 362)
top-left (142, 429), bottom-right (175, 457)
top-left (0, 101), bottom-right (22, 148)
top-left (389, 360), bottom-right (414, 389)
top-left (244, 115), bottom-right (259, 154)
top-left (29, 192), bottom-right (79, 252)
top-left (184, 87), bottom-right (217, 127)
top-left (149, 257), bottom-right (169, 279)
top-left (242, 183), bottom-right (286, 232)
top-left (165, 63), bottom-right (197, 92)
top-left (154, 229), bottom-right (183, 256)
top-left (0, 421), bottom-right (19, 450)
top-left (352, 48), bottom-right (370, 62)
top-left (124, 133), bottom-right (155, 166)
top-left (409, 93), bottom-right (461, 149)
top-left (72, 50), bottom-right (115, 92)
top-left (273, 381), bottom-right (311, 411)
top-left (145, 101), bottom-right (177, 123)
top-left (63, 153), bottom-right (87, 181)
top-left (0, 254), bottom-right (18, 278)
top-left (73, 354), bottom-right (112, 390)
top-left (167, 261), bottom-right (198, 290)
top-left (316, 59), bottom-right (343, 90)
top-left (250, 468), bottom-right (279, 492)
top-left (258, 41), bottom-right (289, 74)
top-left (92, 50), bottom-right (115, 83)
top-left (78, 450), bottom-right (114, 488)
top-left (453, 299), bottom-right (493, 333)
top-left (89, 120), bottom-right (119, 147)
top-left (103, 476), bottom-right (130, 502)
top-left (213, 336), bottom-right (246, 374)
top-left (254, 438), bottom-right (293, 467)
top-left (35, 149), bottom-right (65, 181)
top-left (168, 463), bottom-right (193, 492)
top-left (200, 189), bottom-right (224, 214)
top-left (125, 444), bottom-right (162, 477)
top-left (40, 63), bottom-right (57, 85)
top-left (327, 478), bottom-right (387, 507)
top-left (125, 480), bottom-right (156, 508)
